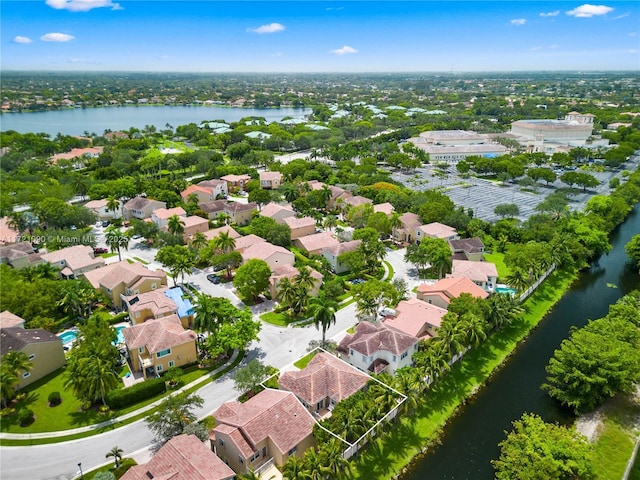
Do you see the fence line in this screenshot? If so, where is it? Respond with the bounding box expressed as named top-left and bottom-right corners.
top-left (622, 434), bottom-right (640, 480)
top-left (518, 263), bottom-right (556, 302)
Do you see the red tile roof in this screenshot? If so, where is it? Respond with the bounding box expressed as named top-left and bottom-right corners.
top-left (383, 298), bottom-right (448, 338)
top-left (279, 352), bottom-right (370, 406)
top-left (121, 315), bottom-right (195, 353)
top-left (213, 389), bottom-right (315, 458)
top-left (417, 277), bottom-right (489, 302)
top-left (338, 321), bottom-right (418, 356)
top-left (120, 434), bottom-right (235, 480)
top-left (294, 231), bottom-right (339, 254)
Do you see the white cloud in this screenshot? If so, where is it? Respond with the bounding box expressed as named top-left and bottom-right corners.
top-left (530, 46), bottom-right (543, 51)
top-left (630, 32), bottom-right (638, 37)
top-left (12, 36), bottom-right (32, 44)
top-left (45, 0), bottom-right (122, 12)
top-left (247, 23), bottom-right (285, 34)
top-left (272, 52), bottom-right (283, 57)
top-left (566, 4), bottom-right (613, 17)
top-left (331, 45), bottom-right (358, 55)
top-left (510, 18), bottom-right (526, 26)
top-left (41, 32), bottom-right (75, 42)
top-left (540, 10), bottom-right (560, 17)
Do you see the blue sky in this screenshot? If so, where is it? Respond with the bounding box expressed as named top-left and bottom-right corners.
top-left (2, 1), bottom-right (639, 71)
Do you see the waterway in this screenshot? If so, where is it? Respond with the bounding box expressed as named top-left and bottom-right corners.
top-left (0, 105), bottom-right (311, 137)
top-left (402, 205), bottom-right (640, 480)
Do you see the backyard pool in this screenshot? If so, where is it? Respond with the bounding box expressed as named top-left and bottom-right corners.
top-left (114, 325), bottom-right (126, 345)
top-left (57, 330), bottom-right (77, 344)
top-left (495, 286), bottom-right (517, 295)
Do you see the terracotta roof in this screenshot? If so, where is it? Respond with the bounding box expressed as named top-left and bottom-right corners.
top-left (83, 198), bottom-right (108, 209)
top-left (283, 216), bottom-right (316, 230)
top-left (0, 217), bottom-right (19, 246)
top-left (448, 237), bottom-right (485, 254)
top-left (295, 232), bottom-right (339, 254)
top-left (203, 226), bottom-right (241, 241)
top-left (50, 146), bottom-right (104, 162)
top-left (343, 195), bottom-right (372, 208)
top-left (306, 181), bottom-right (346, 199)
top-left (0, 241), bottom-right (35, 261)
top-left (121, 315), bottom-right (195, 353)
top-left (153, 207), bottom-right (187, 220)
top-left (181, 184), bottom-right (212, 199)
top-left (213, 389), bottom-right (315, 457)
top-left (0, 311), bottom-right (25, 329)
top-left (400, 212), bottom-right (422, 230)
top-left (373, 202), bottom-right (395, 215)
top-left (234, 234), bottom-right (267, 252)
top-left (1, 327), bottom-right (62, 355)
top-left (279, 352), bottom-right (370, 406)
top-left (220, 174), bottom-right (251, 183)
top-left (260, 202), bottom-right (295, 219)
top-left (182, 215), bottom-right (208, 228)
top-left (197, 179), bottom-right (227, 189)
top-left (125, 287), bottom-right (177, 318)
top-left (83, 261), bottom-right (166, 291)
top-left (124, 196), bottom-right (165, 211)
top-left (338, 321), bottom-right (418, 356)
top-left (41, 245), bottom-right (105, 272)
top-left (259, 171), bottom-right (282, 181)
top-left (383, 298), bottom-right (448, 338)
top-left (199, 200), bottom-right (228, 214)
top-left (224, 201), bottom-right (257, 214)
top-left (120, 434), bottom-right (235, 480)
top-left (270, 264), bottom-right (322, 285)
top-left (448, 260), bottom-right (498, 283)
top-left (417, 277), bottom-right (489, 302)
top-left (322, 239), bottom-right (361, 257)
top-left (417, 222), bottom-right (457, 239)
top-left (241, 241), bottom-right (294, 264)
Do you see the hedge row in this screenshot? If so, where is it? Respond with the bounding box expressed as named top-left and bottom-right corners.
top-left (106, 377), bottom-right (166, 409)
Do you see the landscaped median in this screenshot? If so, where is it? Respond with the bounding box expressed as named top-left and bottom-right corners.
top-left (0, 350), bottom-right (244, 446)
top-left (347, 267), bottom-right (579, 479)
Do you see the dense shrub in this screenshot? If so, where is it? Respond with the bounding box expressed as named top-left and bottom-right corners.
top-left (108, 312), bottom-right (130, 325)
top-left (48, 391), bottom-right (61, 406)
top-left (105, 378), bottom-right (166, 409)
top-left (18, 408), bottom-right (34, 426)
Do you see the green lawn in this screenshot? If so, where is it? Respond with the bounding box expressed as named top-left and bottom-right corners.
top-left (484, 250), bottom-right (511, 280)
top-left (590, 393), bottom-right (640, 480)
top-left (349, 267), bottom-right (579, 479)
top-left (260, 311), bottom-right (291, 326)
top-left (384, 261), bottom-right (394, 280)
top-left (294, 350), bottom-right (318, 369)
top-left (85, 458), bottom-right (137, 479)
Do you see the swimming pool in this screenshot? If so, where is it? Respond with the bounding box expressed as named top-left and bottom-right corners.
top-left (114, 325), bottom-right (126, 345)
top-left (495, 286), bottom-right (517, 295)
top-left (57, 330), bottom-right (77, 344)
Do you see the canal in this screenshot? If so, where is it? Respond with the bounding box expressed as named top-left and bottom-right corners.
top-left (402, 205), bottom-right (640, 480)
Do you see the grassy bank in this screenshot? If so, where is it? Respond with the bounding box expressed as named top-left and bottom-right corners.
top-left (349, 267), bottom-right (579, 479)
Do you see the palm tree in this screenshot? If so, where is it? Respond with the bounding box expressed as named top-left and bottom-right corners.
top-left (238, 469), bottom-right (260, 480)
top-left (505, 267), bottom-right (530, 294)
top-left (435, 317), bottom-right (466, 359)
top-left (309, 299), bottom-right (338, 347)
top-left (282, 455), bottom-right (307, 480)
top-left (294, 266), bottom-right (316, 293)
top-left (2, 351), bottom-right (33, 380)
top-left (389, 212), bottom-right (402, 241)
top-left (487, 294), bottom-right (525, 331)
top-left (216, 212), bottom-right (231, 226)
top-left (193, 293), bottom-right (218, 333)
top-left (459, 312), bottom-right (487, 348)
top-left (276, 278), bottom-right (298, 312)
top-left (323, 215), bottom-right (338, 232)
top-left (33, 262), bottom-right (59, 280)
top-left (105, 225), bottom-right (130, 262)
top-left (106, 196), bottom-right (120, 218)
top-left (414, 340), bottom-right (451, 385)
top-left (167, 214), bottom-right (185, 237)
top-left (212, 231), bottom-right (236, 254)
top-left (280, 183), bottom-right (300, 203)
top-left (394, 367), bottom-right (421, 412)
top-left (190, 231), bottom-right (208, 251)
top-left (105, 446), bottom-right (124, 468)
top-left (303, 448), bottom-right (329, 480)
top-left (0, 366), bottom-right (19, 408)
top-left (84, 355), bottom-right (120, 406)
top-left (321, 440), bottom-right (351, 479)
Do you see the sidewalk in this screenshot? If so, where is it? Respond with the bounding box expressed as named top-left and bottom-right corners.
top-left (0, 349), bottom-right (239, 440)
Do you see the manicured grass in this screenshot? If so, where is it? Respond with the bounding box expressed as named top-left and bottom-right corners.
top-left (132, 256), bottom-right (148, 264)
top-left (349, 267), bottom-right (579, 479)
top-left (294, 350), bottom-right (318, 369)
top-left (98, 252), bottom-right (118, 259)
top-left (590, 393), bottom-right (640, 480)
top-left (384, 261), bottom-right (394, 280)
top-left (484, 251), bottom-right (511, 280)
top-left (85, 458), bottom-right (137, 479)
top-left (260, 311), bottom-right (290, 326)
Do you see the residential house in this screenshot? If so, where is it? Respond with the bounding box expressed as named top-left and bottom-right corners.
top-left (417, 277), bottom-right (489, 309)
top-left (234, 234), bottom-right (267, 253)
top-left (50, 146), bottom-right (104, 167)
top-left (282, 216), bottom-right (316, 241)
top-left (322, 240), bottom-right (361, 274)
top-left (306, 181), bottom-right (348, 210)
top-left (197, 179), bottom-right (228, 198)
top-left (121, 434), bottom-right (235, 480)
top-left (342, 195), bottom-right (373, 209)
top-left (0, 242), bottom-right (42, 270)
top-left (259, 171), bottom-right (283, 190)
top-left (83, 261), bottom-right (167, 308)
top-left (448, 259), bottom-right (499, 292)
top-left (260, 202), bottom-right (296, 224)
top-left (199, 200), bottom-right (228, 221)
top-left (181, 216), bottom-right (210, 242)
top-left (212, 389), bottom-right (316, 474)
top-left (241, 242), bottom-right (295, 270)
top-left (338, 321), bottom-right (418, 375)
top-left (180, 184), bottom-right (217, 204)
top-left (0, 216), bottom-right (19, 246)
top-left (40, 245), bottom-right (105, 279)
top-left (269, 264), bottom-right (323, 300)
top-left (83, 198), bottom-right (122, 220)
top-left (392, 212), bottom-right (422, 243)
top-left (202, 225), bottom-right (241, 242)
top-left (0, 315), bottom-right (65, 388)
top-left (0, 311), bottom-right (25, 329)
top-left (373, 202), bottom-right (395, 217)
top-left (415, 222), bottom-right (459, 243)
top-left (220, 174), bottom-right (252, 192)
top-left (293, 231), bottom-right (340, 256)
top-left (152, 207), bottom-right (187, 229)
top-left (123, 196), bottom-right (167, 220)
top-left (448, 237), bottom-right (485, 262)
top-left (224, 202), bottom-right (257, 226)
top-left (383, 298), bottom-right (448, 340)
top-left (122, 315), bottom-right (197, 378)
top-left (279, 351), bottom-right (370, 415)
top-left (125, 286), bottom-right (194, 329)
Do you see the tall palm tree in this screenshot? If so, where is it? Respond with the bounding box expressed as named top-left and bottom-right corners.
top-left (505, 267), bottom-right (530, 294)
top-left (435, 317), bottom-right (466, 359)
top-left (167, 214), bottom-right (185, 237)
top-left (459, 312), bottom-right (487, 348)
top-left (0, 366), bottom-right (19, 408)
top-left (190, 231), bottom-right (208, 251)
top-left (276, 278), bottom-right (298, 312)
top-left (2, 351), bottom-right (33, 380)
top-left (309, 299), bottom-right (338, 347)
top-left (321, 440), bottom-right (351, 479)
top-left (303, 448), bottom-right (329, 480)
top-left (105, 225), bottom-right (130, 262)
top-left (33, 262), bottom-right (59, 280)
top-left (394, 367), bottom-right (421, 413)
top-left (414, 340), bottom-right (451, 385)
top-left (105, 446), bottom-right (124, 468)
top-left (106, 196), bottom-right (120, 218)
top-left (282, 455), bottom-right (307, 480)
top-left (192, 293), bottom-right (218, 333)
top-left (323, 215), bottom-right (338, 232)
top-left (294, 266), bottom-right (316, 293)
top-left (84, 355), bottom-right (120, 406)
top-left (212, 231), bottom-right (236, 254)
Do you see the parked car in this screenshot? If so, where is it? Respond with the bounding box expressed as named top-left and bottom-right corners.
top-left (132, 234), bottom-right (142, 239)
top-left (101, 220), bottom-right (110, 227)
top-left (206, 274), bottom-right (221, 284)
top-left (350, 278), bottom-right (365, 285)
top-left (94, 247), bottom-right (108, 254)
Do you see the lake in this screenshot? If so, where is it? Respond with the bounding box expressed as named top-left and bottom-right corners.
top-left (0, 105), bottom-right (312, 137)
